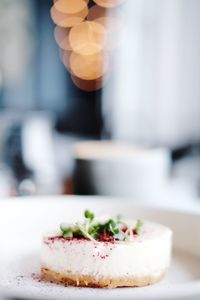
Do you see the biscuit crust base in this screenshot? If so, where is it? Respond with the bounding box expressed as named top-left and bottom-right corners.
top-left (41, 267), bottom-right (165, 289)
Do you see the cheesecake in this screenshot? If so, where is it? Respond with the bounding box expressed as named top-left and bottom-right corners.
top-left (41, 210), bottom-right (172, 288)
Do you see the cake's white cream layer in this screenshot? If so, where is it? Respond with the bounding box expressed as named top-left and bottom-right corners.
top-left (41, 221), bottom-right (172, 278)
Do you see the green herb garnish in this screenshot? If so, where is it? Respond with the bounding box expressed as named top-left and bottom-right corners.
top-left (84, 210), bottom-right (94, 221)
top-left (59, 210), bottom-right (144, 242)
top-left (135, 219), bottom-right (144, 235)
top-left (63, 230), bottom-right (73, 238)
top-left (60, 224), bottom-right (73, 238)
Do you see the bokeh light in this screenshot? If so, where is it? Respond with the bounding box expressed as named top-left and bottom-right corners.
top-left (54, 0), bottom-right (87, 14)
top-left (69, 21), bottom-right (107, 56)
top-left (50, 0), bottom-right (127, 91)
top-left (54, 26), bottom-right (72, 51)
top-left (69, 52), bottom-right (108, 80)
top-left (62, 50), bottom-right (72, 71)
top-left (51, 5), bottom-right (88, 28)
top-left (54, 0), bottom-right (89, 3)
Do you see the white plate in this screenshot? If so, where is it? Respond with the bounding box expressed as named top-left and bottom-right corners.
top-left (0, 196), bottom-right (200, 300)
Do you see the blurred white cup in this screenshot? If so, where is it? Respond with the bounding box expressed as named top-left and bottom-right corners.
top-left (73, 141), bottom-right (170, 203)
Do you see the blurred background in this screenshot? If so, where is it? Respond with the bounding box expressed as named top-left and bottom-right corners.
top-left (0, 0), bottom-right (200, 210)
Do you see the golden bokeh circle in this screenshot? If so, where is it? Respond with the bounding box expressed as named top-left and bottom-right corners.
top-left (69, 21), bottom-right (107, 56)
top-left (69, 52), bottom-right (109, 80)
top-left (54, 0), bottom-right (89, 6)
top-left (54, 26), bottom-right (72, 50)
top-left (51, 6), bottom-right (88, 28)
top-left (54, 0), bottom-right (87, 14)
top-left (62, 50), bottom-right (72, 71)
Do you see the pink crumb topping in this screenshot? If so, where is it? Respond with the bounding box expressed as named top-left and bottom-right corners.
top-left (44, 236), bottom-right (116, 245)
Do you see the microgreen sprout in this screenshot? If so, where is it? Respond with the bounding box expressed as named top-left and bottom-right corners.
top-left (59, 211), bottom-right (144, 242)
top-left (84, 210), bottom-right (94, 222)
top-left (60, 223), bottom-right (73, 238)
top-left (135, 219), bottom-right (144, 235)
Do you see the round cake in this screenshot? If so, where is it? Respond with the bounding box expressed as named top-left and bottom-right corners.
top-left (41, 210), bottom-right (172, 288)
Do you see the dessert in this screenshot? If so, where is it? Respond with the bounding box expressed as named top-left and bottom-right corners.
top-left (41, 210), bottom-right (172, 288)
